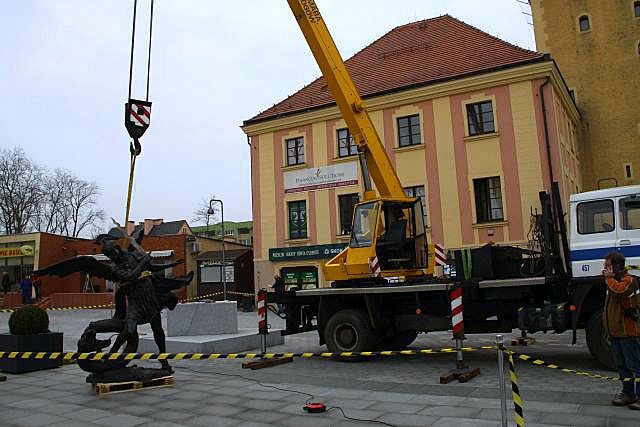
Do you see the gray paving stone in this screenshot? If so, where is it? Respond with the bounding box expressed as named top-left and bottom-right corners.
top-left (118, 404), bottom-right (158, 416)
top-left (148, 410), bottom-right (196, 422)
top-left (275, 414), bottom-right (336, 427)
top-left (237, 398), bottom-right (289, 411)
top-left (431, 417), bottom-right (500, 427)
top-left (419, 405), bottom-right (483, 418)
top-left (367, 401), bottom-right (427, 414)
top-left (407, 394), bottom-right (467, 406)
top-left (186, 415), bottom-right (238, 426)
top-left (366, 390), bottom-right (421, 402)
top-left (34, 403), bottom-right (85, 415)
top-left (11, 398), bottom-right (54, 409)
top-left (0, 408), bottom-right (35, 422)
top-left (64, 408), bottom-right (115, 421)
top-left (580, 403), bottom-right (640, 420)
top-left (155, 398), bottom-right (201, 411)
top-left (7, 413), bottom-right (66, 427)
top-left (460, 396), bottom-right (503, 409)
top-left (327, 407), bottom-right (385, 423)
top-left (92, 413), bottom-right (148, 427)
top-left (537, 412), bottom-right (608, 426)
top-left (192, 403), bottom-right (245, 417)
top-left (376, 412), bottom-right (439, 426)
top-left (322, 398), bottom-right (378, 410)
top-left (235, 422), bottom-right (279, 427)
top-left (234, 409), bottom-right (290, 424)
top-left (476, 408), bottom-right (542, 423)
top-left (138, 422), bottom-right (186, 427)
top-left (48, 421), bottom-right (101, 427)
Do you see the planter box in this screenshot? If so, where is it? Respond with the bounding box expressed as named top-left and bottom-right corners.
top-left (0, 332), bottom-right (63, 374)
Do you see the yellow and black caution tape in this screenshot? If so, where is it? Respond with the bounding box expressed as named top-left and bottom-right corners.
top-left (508, 351), bottom-right (525, 427)
top-left (0, 303), bottom-right (115, 314)
top-left (0, 345), bottom-right (496, 361)
top-left (509, 349), bottom-right (640, 383)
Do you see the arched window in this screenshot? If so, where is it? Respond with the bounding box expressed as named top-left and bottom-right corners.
top-left (578, 15), bottom-right (590, 32)
top-left (635, 1), bottom-right (640, 18)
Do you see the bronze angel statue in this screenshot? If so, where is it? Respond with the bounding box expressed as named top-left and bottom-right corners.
top-left (35, 232), bottom-right (193, 382)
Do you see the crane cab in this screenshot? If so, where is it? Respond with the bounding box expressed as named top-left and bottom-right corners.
top-left (324, 197), bottom-right (430, 284)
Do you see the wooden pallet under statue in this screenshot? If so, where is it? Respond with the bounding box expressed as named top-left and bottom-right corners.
top-left (93, 375), bottom-right (174, 395)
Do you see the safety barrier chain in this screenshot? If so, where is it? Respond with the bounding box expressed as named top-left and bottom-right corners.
top-left (508, 349), bottom-right (640, 383)
top-left (0, 346), bottom-right (496, 361)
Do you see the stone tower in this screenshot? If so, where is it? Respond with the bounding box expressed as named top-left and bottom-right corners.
top-left (530, 0), bottom-right (640, 189)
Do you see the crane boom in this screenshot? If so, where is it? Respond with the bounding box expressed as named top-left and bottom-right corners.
top-left (287, 0), bottom-right (406, 199)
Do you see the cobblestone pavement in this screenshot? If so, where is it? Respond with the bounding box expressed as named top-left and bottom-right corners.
top-left (1, 309), bottom-right (640, 426)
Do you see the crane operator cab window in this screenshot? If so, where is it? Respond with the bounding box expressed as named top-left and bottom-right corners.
top-left (374, 201), bottom-right (428, 270)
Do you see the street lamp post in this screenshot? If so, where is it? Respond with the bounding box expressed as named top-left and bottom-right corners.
top-left (208, 198), bottom-right (226, 300)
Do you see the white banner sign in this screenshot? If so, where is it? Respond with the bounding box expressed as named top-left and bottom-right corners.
top-left (284, 162), bottom-right (358, 193)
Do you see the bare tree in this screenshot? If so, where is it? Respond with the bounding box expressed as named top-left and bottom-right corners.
top-left (0, 147), bottom-right (44, 234)
top-left (192, 195), bottom-right (218, 234)
top-left (31, 168), bottom-right (73, 234)
top-left (60, 178), bottom-right (106, 238)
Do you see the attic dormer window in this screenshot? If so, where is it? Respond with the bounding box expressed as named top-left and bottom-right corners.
top-left (578, 15), bottom-right (590, 32)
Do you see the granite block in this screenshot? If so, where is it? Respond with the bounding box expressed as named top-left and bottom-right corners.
top-left (138, 328), bottom-right (284, 354)
top-left (167, 301), bottom-right (237, 336)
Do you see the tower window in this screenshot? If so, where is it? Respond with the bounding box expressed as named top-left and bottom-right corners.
top-left (578, 15), bottom-right (590, 32)
top-left (635, 1), bottom-right (640, 18)
top-left (625, 163), bottom-right (634, 180)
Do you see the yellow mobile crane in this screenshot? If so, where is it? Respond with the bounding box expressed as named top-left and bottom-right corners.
top-left (288, 0), bottom-right (431, 284)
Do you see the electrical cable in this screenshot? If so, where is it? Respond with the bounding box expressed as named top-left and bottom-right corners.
top-left (175, 365), bottom-right (397, 426)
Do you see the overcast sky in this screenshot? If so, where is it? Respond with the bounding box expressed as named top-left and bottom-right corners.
top-left (0, 0), bottom-right (536, 229)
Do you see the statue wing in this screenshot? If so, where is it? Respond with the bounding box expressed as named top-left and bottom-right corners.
top-left (35, 256), bottom-right (114, 280)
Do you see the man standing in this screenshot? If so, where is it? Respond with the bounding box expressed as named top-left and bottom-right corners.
top-left (603, 252), bottom-right (640, 409)
top-left (19, 275), bottom-right (33, 305)
top-left (1, 271), bottom-right (9, 294)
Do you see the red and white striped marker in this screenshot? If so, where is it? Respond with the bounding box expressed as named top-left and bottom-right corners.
top-left (450, 286), bottom-right (464, 338)
top-left (435, 243), bottom-right (447, 267)
top-left (257, 290), bottom-right (267, 334)
top-left (369, 256), bottom-right (381, 277)
top-left (129, 102), bottom-right (151, 127)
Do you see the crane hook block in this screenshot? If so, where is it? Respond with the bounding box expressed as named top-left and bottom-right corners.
top-left (124, 98), bottom-right (152, 140)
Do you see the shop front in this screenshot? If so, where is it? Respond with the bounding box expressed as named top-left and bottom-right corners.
top-left (0, 237), bottom-right (37, 292)
top-left (268, 243), bottom-right (347, 289)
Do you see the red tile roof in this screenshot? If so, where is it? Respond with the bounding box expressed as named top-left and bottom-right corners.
top-left (245, 15), bottom-right (543, 124)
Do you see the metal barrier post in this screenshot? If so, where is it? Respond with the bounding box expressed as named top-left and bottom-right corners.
top-left (440, 284), bottom-right (480, 383)
top-left (257, 289), bottom-right (267, 354)
top-left (496, 334), bottom-right (508, 427)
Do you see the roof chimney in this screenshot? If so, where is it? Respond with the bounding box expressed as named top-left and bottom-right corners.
top-left (126, 221), bottom-right (135, 235)
top-left (144, 219), bottom-right (155, 236)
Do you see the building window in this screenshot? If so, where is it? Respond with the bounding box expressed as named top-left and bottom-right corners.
top-left (473, 177), bottom-right (504, 223)
top-left (578, 15), bottom-right (590, 32)
top-left (288, 200), bottom-right (307, 239)
top-left (286, 137), bottom-right (305, 166)
top-left (338, 193), bottom-right (359, 235)
top-left (466, 101), bottom-right (495, 136)
top-left (404, 185), bottom-right (428, 225)
top-left (397, 114), bottom-right (421, 147)
top-left (577, 199), bottom-right (614, 234)
top-left (625, 163), bottom-right (634, 179)
top-left (635, 1), bottom-right (640, 18)
top-left (337, 128), bottom-right (357, 157)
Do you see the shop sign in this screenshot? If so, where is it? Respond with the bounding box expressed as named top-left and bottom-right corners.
top-left (284, 162), bottom-right (358, 193)
top-left (269, 243), bottom-right (347, 261)
top-left (0, 245), bottom-right (34, 258)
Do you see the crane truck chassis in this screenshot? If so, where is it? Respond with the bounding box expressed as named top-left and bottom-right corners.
top-left (267, 182), bottom-right (640, 369)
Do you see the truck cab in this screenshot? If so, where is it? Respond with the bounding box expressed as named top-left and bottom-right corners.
top-left (570, 185), bottom-right (640, 278)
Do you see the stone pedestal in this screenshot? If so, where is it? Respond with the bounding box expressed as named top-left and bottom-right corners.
top-left (167, 301), bottom-right (237, 337)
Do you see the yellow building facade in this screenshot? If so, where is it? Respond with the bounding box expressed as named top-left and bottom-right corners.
top-left (530, 0), bottom-right (640, 189)
top-left (243, 17), bottom-right (581, 290)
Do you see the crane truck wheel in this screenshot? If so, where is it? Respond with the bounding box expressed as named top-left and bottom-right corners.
top-left (379, 331), bottom-right (418, 350)
top-left (585, 308), bottom-right (615, 370)
top-left (324, 309), bottom-right (378, 360)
